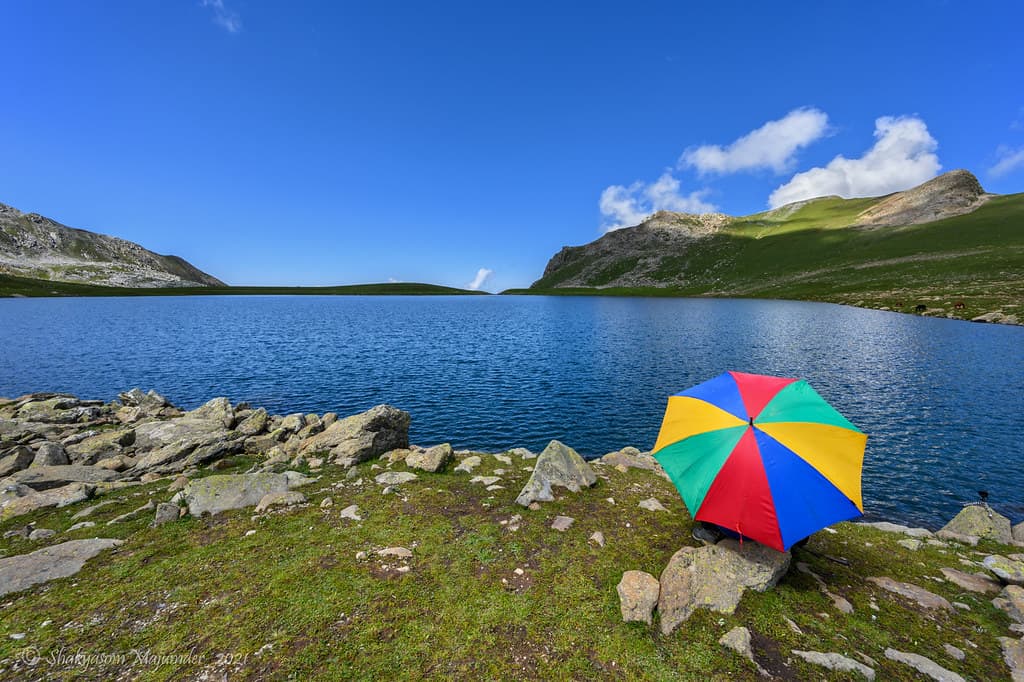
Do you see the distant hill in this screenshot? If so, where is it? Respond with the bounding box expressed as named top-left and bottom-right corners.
top-left (0, 201), bottom-right (224, 287)
top-left (528, 170), bottom-right (1023, 323)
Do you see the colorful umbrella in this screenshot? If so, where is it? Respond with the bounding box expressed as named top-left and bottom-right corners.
top-left (653, 371), bottom-right (867, 551)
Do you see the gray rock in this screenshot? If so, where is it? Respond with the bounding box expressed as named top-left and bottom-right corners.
top-left (994, 585), bottom-right (1024, 623)
top-left (374, 471), bottom-right (418, 486)
top-left (406, 443), bottom-right (453, 473)
top-left (236, 408), bottom-right (268, 436)
top-left (793, 650), bottom-right (875, 680)
top-left (984, 555), bottom-right (1024, 586)
top-left (720, 627), bottom-right (768, 676)
top-left (858, 521), bottom-right (933, 538)
top-left (283, 470), bottom-right (315, 489)
top-left (1, 465), bottom-right (118, 491)
top-left (152, 502), bottom-right (180, 526)
top-left (868, 577), bottom-right (954, 611)
top-left (133, 418), bottom-right (227, 451)
top-left (67, 521), bottom-right (96, 532)
top-left (0, 446), bottom-right (35, 477)
top-left (378, 547), bottom-right (412, 558)
top-left (339, 504), bottom-right (362, 521)
top-left (936, 529), bottom-right (980, 546)
top-left (599, 448), bottom-right (667, 478)
top-left (118, 388), bottom-right (171, 414)
top-left (940, 567), bottom-right (1001, 594)
top-left (28, 528), bottom-right (56, 541)
top-left (898, 538), bottom-right (922, 551)
top-left (454, 455), bottom-right (482, 473)
top-left (31, 442), bottom-right (69, 467)
top-left (470, 475), bottom-right (501, 486)
top-left (183, 473), bottom-right (289, 516)
top-left (107, 500), bottom-right (156, 524)
top-left (0, 538), bottom-right (123, 597)
top-left (939, 505), bottom-right (1012, 544)
top-left (638, 498), bottom-right (668, 512)
top-left (94, 455), bottom-right (133, 471)
top-left (184, 397), bottom-right (236, 429)
top-left (884, 648), bottom-right (966, 682)
top-left (0, 482), bottom-right (94, 519)
top-left (279, 413), bottom-right (306, 433)
top-left (551, 516), bottom-right (574, 532)
top-left (65, 429), bottom-right (135, 464)
top-left (943, 644), bottom-right (965, 662)
top-left (1014, 522), bottom-right (1024, 545)
top-left (590, 531), bottom-right (605, 547)
top-left (515, 440), bottom-right (597, 507)
top-left (1000, 636), bottom-right (1024, 682)
top-left (299, 405), bottom-right (410, 467)
top-left (507, 447), bottom-right (535, 460)
top-left (617, 570), bottom-right (659, 625)
top-left (69, 499), bottom-right (117, 520)
top-left (255, 490), bottom-right (307, 513)
top-left (658, 539), bottom-right (791, 635)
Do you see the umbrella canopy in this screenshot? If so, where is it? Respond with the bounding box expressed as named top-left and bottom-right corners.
top-left (653, 371), bottom-right (867, 551)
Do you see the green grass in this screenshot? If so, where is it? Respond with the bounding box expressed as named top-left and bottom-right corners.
top-left (0, 275), bottom-right (488, 298)
top-left (0, 455), bottom-right (1016, 680)
top-left (526, 193), bottom-right (1024, 322)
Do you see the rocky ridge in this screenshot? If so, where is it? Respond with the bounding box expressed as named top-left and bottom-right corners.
top-left (0, 201), bottom-right (224, 288)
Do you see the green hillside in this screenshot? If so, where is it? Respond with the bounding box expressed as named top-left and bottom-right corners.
top-left (527, 190), bottom-right (1024, 323)
top-left (0, 275), bottom-right (487, 298)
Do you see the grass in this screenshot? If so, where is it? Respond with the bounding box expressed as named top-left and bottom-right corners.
top-left (525, 193), bottom-right (1024, 322)
top-left (0, 275), bottom-right (488, 298)
top-left (0, 453), bottom-right (1016, 680)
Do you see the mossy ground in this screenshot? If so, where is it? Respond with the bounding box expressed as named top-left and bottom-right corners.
top-left (0, 455), bottom-right (1016, 680)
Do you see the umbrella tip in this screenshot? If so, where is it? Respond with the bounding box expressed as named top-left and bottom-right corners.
top-left (749, 417), bottom-right (754, 427)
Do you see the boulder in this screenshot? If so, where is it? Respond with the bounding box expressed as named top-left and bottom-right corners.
top-left (31, 442), bottom-right (69, 467)
top-left (939, 505), bottom-right (1012, 544)
top-left (236, 408), bottom-right (268, 436)
top-left (2, 465), bottom-right (118, 491)
top-left (617, 570), bottom-right (659, 625)
top-left (884, 648), bottom-right (966, 682)
top-left (16, 397), bottom-right (89, 424)
top-left (255, 490), bottom-right (307, 513)
top-left (65, 429), bottom-right (135, 464)
top-left (279, 413), bottom-right (306, 433)
top-left (118, 388), bottom-right (171, 413)
top-left (0, 446), bottom-right (35, 477)
top-left (994, 585), bottom-right (1024, 623)
top-left (134, 418), bottom-right (227, 451)
top-left (299, 405), bottom-right (410, 467)
top-left (867, 577), bottom-right (954, 611)
top-left (515, 440), bottom-right (597, 507)
top-left (406, 443), bottom-right (453, 473)
top-left (152, 502), bottom-right (180, 526)
top-left (0, 538), bottom-right (123, 597)
top-left (793, 650), bottom-right (875, 681)
top-left (599, 447), bottom-right (667, 478)
top-left (658, 539), bottom-right (790, 635)
top-left (184, 397), bottom-right (236, 429)
top-left (182, 473), bottom-right (289, 516)
top-left (984, 555), bottom-right (1024, 586)
top-left (1000, 637), bottom-right (1024, 682)
top-left (1014, 522), bottom-right (1024, 545)
top-left (940, 567), bottom-right (1001, 594)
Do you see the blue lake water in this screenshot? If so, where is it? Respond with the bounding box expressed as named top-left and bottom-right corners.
top-left (1, 295), bottom-right (1022, 529)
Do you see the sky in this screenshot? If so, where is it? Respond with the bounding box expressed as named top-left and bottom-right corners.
top-left (2, 1), bottom-right (1023, 290)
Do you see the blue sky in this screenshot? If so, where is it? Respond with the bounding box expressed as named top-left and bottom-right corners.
top-left (2, 1), bottom-right (1022, 290)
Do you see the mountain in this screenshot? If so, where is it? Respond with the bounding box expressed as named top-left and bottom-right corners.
top-left (529, 170), bottom-right (1023, 322)
top-left (0, 202), bottom-right (224, 287)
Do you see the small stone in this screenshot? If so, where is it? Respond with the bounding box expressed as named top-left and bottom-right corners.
top-left (454, 456), bottom-right (481, 474)
top-left (469, 476), bottom-right (501, 486)
top-left (254, 491), bottom-right (307, 513)
top-left (868, 577), bottom-right (954, 611)
top-left (29, 528), bottom-right (56, 541)
top-left (528, 502), bottom-right (540, 511)
top-left (339, 505), bottom-right (362, 521)
top-left (167, 476), bottom-right (189, 492)
top-left (485, 485), bottom-right (504, 491)
top-left (406, 443), bottom-right (453, 473)
top-left (940, 567), bottom-right (1001, 594)
top-left (320, 497), bottom-right (333, 509)
top-left (551, 516), bottom-right (574, 532)
top-left (10, 633), bottom-right (26, 640)
top-left (953, 602), bottom-right (971, 611)
top-left (377, 547), bottom-right (412, 558)
top-left (898, 538), bottom-right (922, 551)
top-left (152, 502), bottom-right (180, 526)
top-left (67, 521), bottom-right (96, 532)
top-left (719, 627), bottom-right (769, 676)
top-left (245, 529), bottom-right (257, 537)
top-left (638, 498), bottom-right (668, 512)
top-left (884, 648), bottom-right (966, 682)
top-left (493, 454), bottom-right (512, 465)
top-left (943, 644), bottom-right (965, 661)
top-left (355, 551), bottom-right (367, 560)
top-left (589, 531), bottom-right (605, 548)
top-left (783, 616), bottom-right (803, 634)
top-left (514, 568), bottom-right (524, 576)
top-left (984, 555), bottom-right (1024, 586)
top-left (793, 650), bottom-right (875, 680)
top-left (374, 471), bottom-right (418, 486)
top-left (617, 570), bottom-right (660, 625)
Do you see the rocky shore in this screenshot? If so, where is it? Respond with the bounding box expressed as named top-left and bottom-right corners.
top-left (2, 390), bottom-right (1024, 679)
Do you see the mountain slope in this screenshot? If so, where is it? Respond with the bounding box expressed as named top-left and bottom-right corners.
top-left (529, 171), bottom-right (1023, 322)
top-left (0, 202), bottom-right (224, 287)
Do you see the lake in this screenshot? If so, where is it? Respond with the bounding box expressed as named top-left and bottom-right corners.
top-left (1, 295), bottom-right (1021, 529)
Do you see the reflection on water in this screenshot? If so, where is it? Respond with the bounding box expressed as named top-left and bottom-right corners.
top-left (1, 295), bottom-right (1021, 528)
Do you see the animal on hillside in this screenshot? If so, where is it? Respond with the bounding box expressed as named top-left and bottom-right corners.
top-left (954, 301), bottom-right (966, 309)
top-left (914, 304), bottom-right (927, 313)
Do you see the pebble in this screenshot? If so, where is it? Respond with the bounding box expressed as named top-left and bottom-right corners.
top-left (589, 531), bottom-right (605, 548)
top-left (339, 505), bottom-right (363, 521)
top-left (245, 530), bottom-right (257, 537)
top-left (320, 497), bottom-right (333, 509)
top-left (551, 516), bottom-right (574, 532)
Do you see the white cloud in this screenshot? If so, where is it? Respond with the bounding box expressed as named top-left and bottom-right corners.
top-left (599, 172), bottom-right (716, 232)
top-left (990, 146), bottom-right (1024, 177)
top-left (768, 115), bottom-right (940, 208)
top-left (467, 268), bottom-right (493, 291)
top-left (682, 108), bottom-right (830, 175)
top-left (201, 0), bottom-right (242, 33)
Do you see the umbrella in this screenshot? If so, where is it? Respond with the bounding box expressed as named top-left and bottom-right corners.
top-left (652, 371), bottom-right (867, 551)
